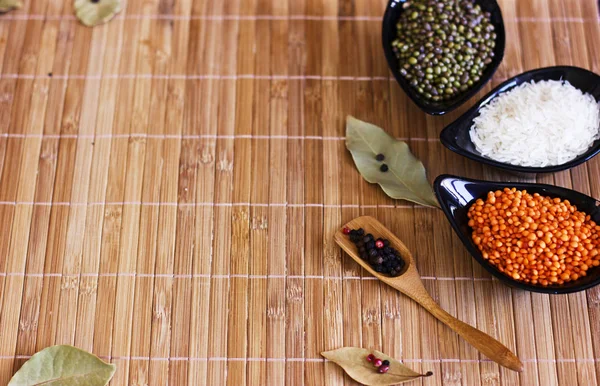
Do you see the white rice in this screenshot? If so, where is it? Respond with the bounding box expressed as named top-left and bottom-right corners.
top-left (469, 79), bottom-right (600, 167)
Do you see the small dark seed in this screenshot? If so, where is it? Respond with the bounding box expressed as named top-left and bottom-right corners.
top-left (375, 153), bottom-right (385, 161)
top-left (380, 164), bottom-right (389, 172)
top-left (382, 360), bottom-right (390, 366)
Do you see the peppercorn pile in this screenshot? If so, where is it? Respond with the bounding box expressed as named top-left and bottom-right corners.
top-left (392, 0), bottom-right (496, 101)
top-left (468, 188), bottom-right (600, 286)
top-left (344, 227), bottom-right (406, 276)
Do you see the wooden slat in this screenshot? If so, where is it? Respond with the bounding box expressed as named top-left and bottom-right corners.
top-left (12, 0), bottom-right (66, 373)
top-left (0, 3), bottom-right (50, 383)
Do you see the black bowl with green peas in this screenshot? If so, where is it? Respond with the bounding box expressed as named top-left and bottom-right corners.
top-left (382, 0), bottom-right (505, 115)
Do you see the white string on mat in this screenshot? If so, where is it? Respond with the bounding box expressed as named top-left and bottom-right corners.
top-left (1, 14), bottom-right (597, 22)
top-left (0, 272), bottom-right (493, 281)
top-left (1, 356), bottom-right (597, 363)
top-left (0, 132), bottom-right (440, 141)
top-left (0, 74), bottom-right (393, 81)
top-left (0, 201), bottom-right (431, 209)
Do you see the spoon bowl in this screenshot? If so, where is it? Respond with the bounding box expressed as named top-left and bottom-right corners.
top-left (434, 174), bottom-right (600, 294)
top-left (334, 216), bottom-right (523, 372)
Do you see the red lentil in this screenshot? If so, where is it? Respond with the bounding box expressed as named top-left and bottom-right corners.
top-left (467, 188), bottom-right (600, 286)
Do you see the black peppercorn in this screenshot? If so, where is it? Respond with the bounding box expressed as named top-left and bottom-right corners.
top-left (345, 233), bottom-right (406, 277)
top-left (380, 164), bottom-right (389, 172)
top-left (375, 153), bottom-right (385, 161)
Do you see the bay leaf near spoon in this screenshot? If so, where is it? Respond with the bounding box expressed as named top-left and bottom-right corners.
top-left (74, 0), bottom-right (122, 27)
top-left (345, 116), bottom-right (440, 208)
top-left (322, 347), bottom-right (432, 386)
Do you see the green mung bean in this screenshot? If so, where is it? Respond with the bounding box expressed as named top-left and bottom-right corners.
top-left (392, 0), bottom-right (496, 101)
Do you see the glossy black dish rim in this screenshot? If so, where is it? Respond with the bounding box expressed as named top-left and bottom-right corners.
top-left (382, 0), bottom-right (506, 116)
top-left (440, 65), bottom-right (600, 173)
top-left (433, 174), bottom-right (600, 294)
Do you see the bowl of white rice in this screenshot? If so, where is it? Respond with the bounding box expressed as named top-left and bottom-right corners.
top-left (440, 66), bottom-right (600, 173)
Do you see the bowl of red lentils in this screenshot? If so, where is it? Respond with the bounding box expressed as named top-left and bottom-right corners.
top-left (434, 174), bottom-right (600, 294)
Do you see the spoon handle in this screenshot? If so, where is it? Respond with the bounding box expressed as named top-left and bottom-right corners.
top-left (405, 285), bottom-right (523, 372)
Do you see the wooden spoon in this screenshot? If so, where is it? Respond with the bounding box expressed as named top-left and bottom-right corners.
top-left (334, 216), bottom-right (524, 372)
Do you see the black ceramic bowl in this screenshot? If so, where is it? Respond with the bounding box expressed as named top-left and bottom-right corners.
top-left (382, 0), bottom-right (506, 115)
top-left (434, 174), bottom-right (600, 294)
top-left (440, 66), bottom-right (600, 173)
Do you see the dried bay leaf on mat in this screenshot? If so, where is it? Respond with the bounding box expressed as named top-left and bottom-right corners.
top-left (9, 345), bottom-right (116, 386)
top-left (74, 0), bottom-right (121, 27)
top-left (322, 347), bottom-right (432, 385)
top-left (0, 0), bottom-right (21, 13)
top-left (346, 116), bottom-right (440, 208)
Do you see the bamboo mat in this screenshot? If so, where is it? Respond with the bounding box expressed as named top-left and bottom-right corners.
top-left (0, 0), bottom-right (599, 385)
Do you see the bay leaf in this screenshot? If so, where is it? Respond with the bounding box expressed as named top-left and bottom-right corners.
top-left (8, 345), bottom-right (116, 386)
top-left (74, 0), bottom-right (122, 27)
top-left (0, 0), bottom-right (22, 13)
top-left (322, 347), bottom-right (432, 385)
top-left (346, 116), bottom-right (440, 208)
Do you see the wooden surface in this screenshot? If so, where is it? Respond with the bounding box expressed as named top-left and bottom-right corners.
top-left (0, 0), bottom-right (599, 385)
